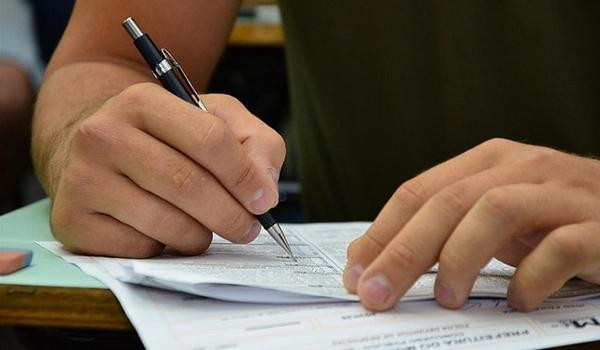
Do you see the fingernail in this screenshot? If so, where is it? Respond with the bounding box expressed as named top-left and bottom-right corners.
top-left (363, 274), bottom-right (391, 306)
top-left (240, 222), bottom-right (260, 243)
top-left (346, 264), bottom-right (364, 292)
top-left (435, 280), bottom-right (456, 306)
top-left (251, 187), bottom-right (274, 213)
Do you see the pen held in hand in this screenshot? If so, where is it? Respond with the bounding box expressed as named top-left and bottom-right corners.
top-left (122, 16), bottom-right (295, 261)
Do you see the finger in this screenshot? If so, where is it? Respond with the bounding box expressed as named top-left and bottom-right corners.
top-left (52, 206), bottom-right (164, 258)
top-left (77, 117), bottom-right (261, 243)
top-left (354, 163), bottom-right (545, 311)
top-left (435, 183), bottom-right (592, 309)
top-left (204, 93), bottom-right (286, 181)
top-left (86, 169), bottom-right (213, 255)
top-left (343, 138), bottom-right (524, 292)
top-left (111, 84), bottom-right (278, 214)
top-left (495, 230), bottom-right (549, 265)
top-left (204, 94), bottom-right (287, 201)
top-left (51, 160), bottom-right (165, 257)
top-left (507, 221), bottom-right (600, 311)
top-left (493, 240), bottom-right (533, 267)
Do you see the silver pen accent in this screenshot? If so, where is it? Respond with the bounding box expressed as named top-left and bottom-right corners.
top-left (266, 223), bottom-right (296, 262)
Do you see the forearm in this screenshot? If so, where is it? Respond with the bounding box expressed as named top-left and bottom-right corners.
top-left (32, 61), bottom-right (151, 198)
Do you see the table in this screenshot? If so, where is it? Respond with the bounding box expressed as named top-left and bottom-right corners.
top-left (0, 200), bottom-right (131, 330)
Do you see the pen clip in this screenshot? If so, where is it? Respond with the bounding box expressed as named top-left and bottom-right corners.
top-left (160, 48), bottom-right (209, 112)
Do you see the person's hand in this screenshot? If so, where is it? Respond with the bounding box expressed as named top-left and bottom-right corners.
top-left (50, 83), bottom-right (285, 257)
top-left (343, 138), bottom-right (600, 312)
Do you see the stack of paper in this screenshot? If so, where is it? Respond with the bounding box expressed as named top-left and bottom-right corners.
top-left (46, 222), bottom-right (600, 303)
top-left (39, 222), bottom-right (600, 350)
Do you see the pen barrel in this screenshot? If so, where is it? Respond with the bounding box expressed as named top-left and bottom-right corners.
top-left (133, 34), bottom-right (163, 70)
top-left (158, 71), bottom-right (197, 105)
top-left (132, 34), bottom-right (196, 105)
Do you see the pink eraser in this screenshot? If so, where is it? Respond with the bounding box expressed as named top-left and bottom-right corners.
top-left (0, 248), bottom-right (33, 275)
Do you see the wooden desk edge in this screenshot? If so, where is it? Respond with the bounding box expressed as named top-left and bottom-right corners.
top-left (0, 284), bottom-right (132, 331)
top-left (1, 284), bottom-right (599, 348)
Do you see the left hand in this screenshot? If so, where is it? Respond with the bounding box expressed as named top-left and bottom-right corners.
top-left (343, 138), bottom-right (600, 311)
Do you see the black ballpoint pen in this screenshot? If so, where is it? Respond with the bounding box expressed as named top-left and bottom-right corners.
top-left (122, 17), bottom-right (296, 261)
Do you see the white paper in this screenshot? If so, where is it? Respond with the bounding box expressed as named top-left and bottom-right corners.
top-left (57, 222), bottom-right (600, 303)
top-left (36, 241), bottom-right (600, 350)
top-left (121, 223), bottom-right (363, 302)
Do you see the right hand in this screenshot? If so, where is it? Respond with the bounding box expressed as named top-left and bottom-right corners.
top-left (50, 83), bottom-right (285, 257)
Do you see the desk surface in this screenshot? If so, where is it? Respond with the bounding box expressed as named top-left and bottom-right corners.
top-left (1, 201), bottom-right (599, 349)
top-left (0, 200), bottom-right (131, 330)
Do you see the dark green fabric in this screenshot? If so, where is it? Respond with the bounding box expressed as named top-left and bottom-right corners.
top-left (278, 1), bottom-right (600, 221)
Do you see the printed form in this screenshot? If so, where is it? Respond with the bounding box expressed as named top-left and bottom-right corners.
top-left (58, 222), bottom-right (600, 303)
top-left (39, 222), bottom-right (600, 349)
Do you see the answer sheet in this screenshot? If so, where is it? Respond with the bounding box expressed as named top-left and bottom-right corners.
top-left (39, 241), bottom-right (600, 350)
top-left (63, 222), bottom-right (600, 303)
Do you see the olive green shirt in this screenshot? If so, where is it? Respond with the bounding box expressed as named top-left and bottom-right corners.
top-left (278, 1), bottom-right (600, 221)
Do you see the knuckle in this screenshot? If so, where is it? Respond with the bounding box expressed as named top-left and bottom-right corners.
top-left (208, 93), bottom-right (242, 107)
top-left (478, 188), bottom-right (519, 223)
top-left (393, 179), bottom-right (429, 212)
top-left (480, 137), bottom-right (512, 151)
top-left (522, 147), bottom-right (562, 168)
top-left (363, 231), bottom-right (387, 251)
top-left (384, 240), bottom-right (419, 268)
top-left (469, 138), bottom-right (517, 165)
top-left (169, 167), bottom-right (207, 203)
top-left (171, 165), bottom-right (197, 194)
top-left (116, 82), bottom-right (157, 108)
top-left (433, 183), bottom-right (470, 215)
top-left (204, 93), bottom-right (243, 116)
top-left (547, 229), bottom-right (587, 261)
top-left (346, 238), bottom-right (361, 259)
top-left (233, 158), bottom-right (256, 187)
top-left (196, 115), bottom-right (226, 152)
top-left (73, 116), bottom-right (118, 149)
top-left (217, 209), bottom-right (249, 241)
top-left (438, 248), bottom-right (470, 275)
